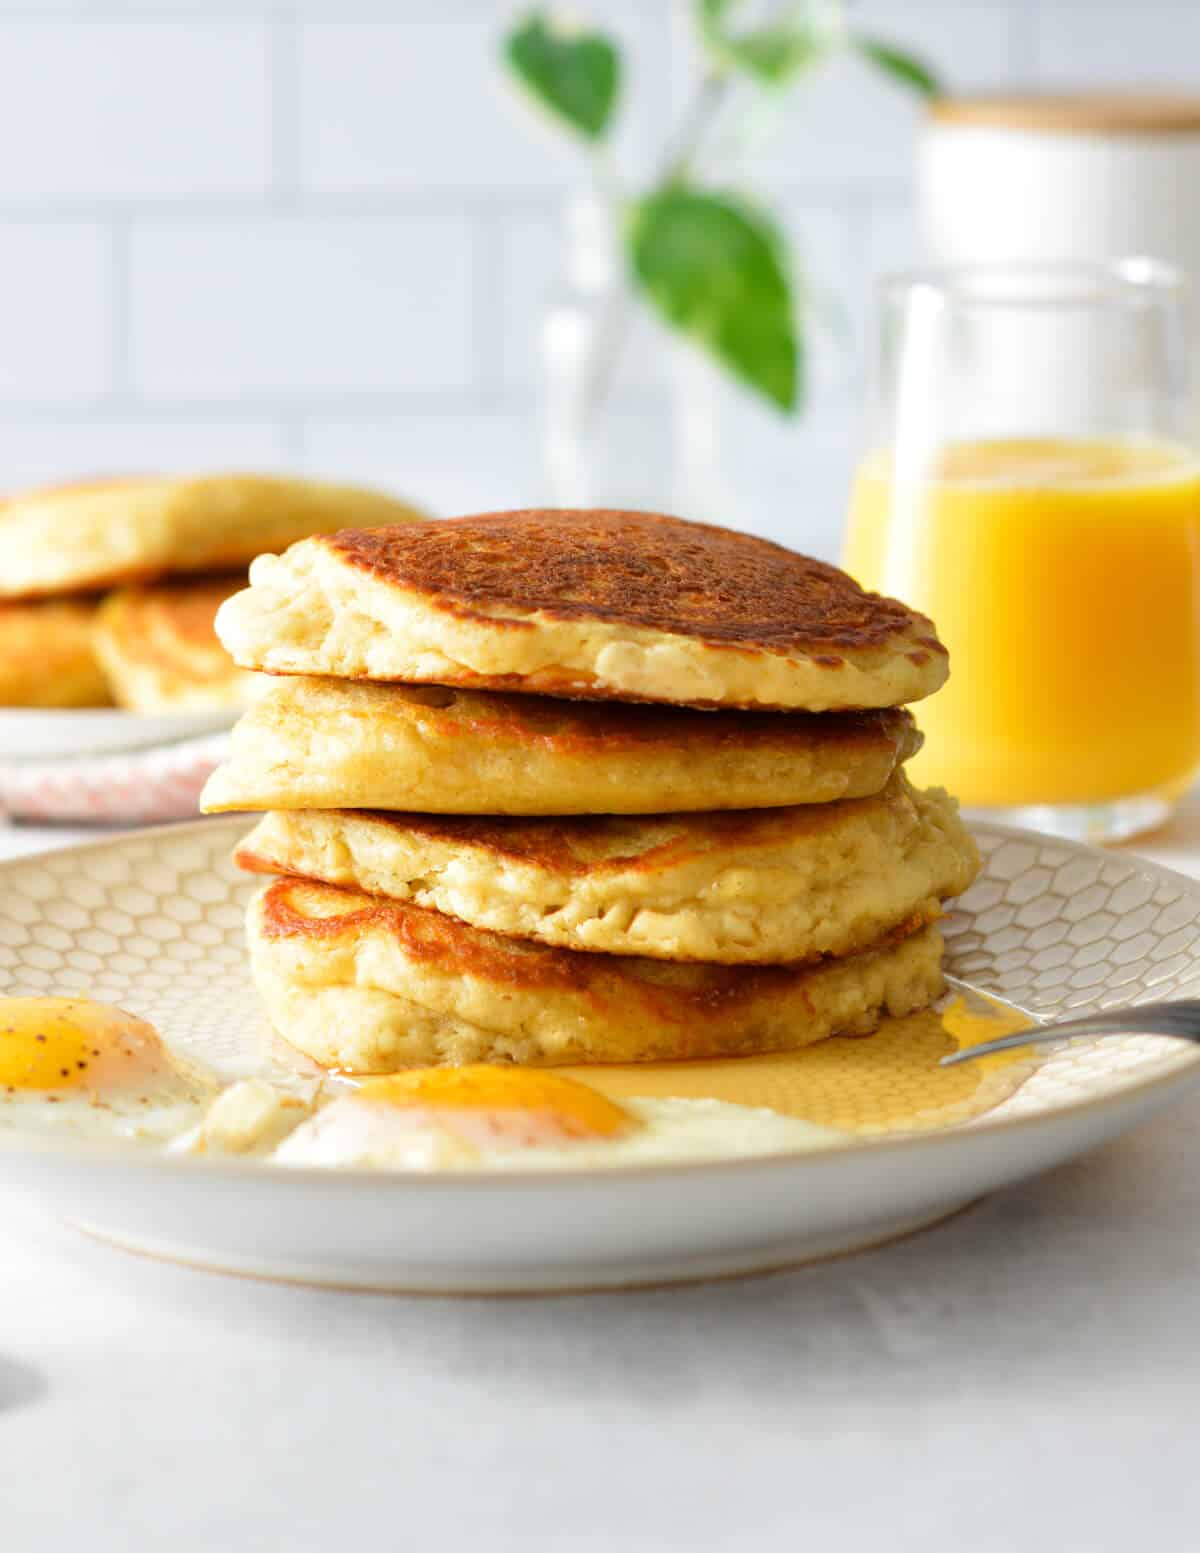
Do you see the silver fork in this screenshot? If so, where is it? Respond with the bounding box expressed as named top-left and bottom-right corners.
top-left (938, 1000), bottom-right (1200, 1066)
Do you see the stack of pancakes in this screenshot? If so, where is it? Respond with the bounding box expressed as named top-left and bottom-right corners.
top-left (0, 474), bottom-right (423, 712)
top-left (201, 509), bottom-right (980, 1071)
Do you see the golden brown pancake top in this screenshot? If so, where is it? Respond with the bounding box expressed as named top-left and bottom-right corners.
top-left (327, 510), bottom-right (946, 660)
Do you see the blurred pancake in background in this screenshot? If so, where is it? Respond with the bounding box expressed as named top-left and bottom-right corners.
top-left (0, 600), bottom-right (110, 709)
top-left (0, 471), bottom-right (426, 715)
top-left (94, 577), bottom-right (261, 713)
top-left (0, 473), bottom-right (426, 600)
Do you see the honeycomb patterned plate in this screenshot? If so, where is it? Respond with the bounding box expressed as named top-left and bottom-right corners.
top-left (0, 817), bottom-right (1197, 1293)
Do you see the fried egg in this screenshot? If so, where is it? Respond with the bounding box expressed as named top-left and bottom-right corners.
top-left (0, 1002), bottom-right (845, 1169)
top-left (265, 1066), bottom-right (848, 1172)
top-left (0, 997), bottom-right (217, 1144)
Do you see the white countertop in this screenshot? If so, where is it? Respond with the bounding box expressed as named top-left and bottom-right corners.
top-left (4, 808), bottom-right (1200, 1551)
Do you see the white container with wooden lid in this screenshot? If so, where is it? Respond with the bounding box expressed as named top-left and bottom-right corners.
top-left (919, 94), bottom-right (1200, 424)
top-left (921, 94), bottom-right (1200, 273)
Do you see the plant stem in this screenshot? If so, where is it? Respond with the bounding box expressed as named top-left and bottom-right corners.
top-left (579, 70), bottom-right (732, 425)
top-left (660, 69), bottom-right (732, 183)
top-left (578, 259), bottom-right (633, 426)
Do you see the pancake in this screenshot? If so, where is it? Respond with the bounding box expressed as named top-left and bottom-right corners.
top-left (0, 473), bottom-right (425, 600)
top-left (94, 576), bottom-right (259, 712)
top-left (0, 599), bottom-right (110, 708)
top-left (235, 775), bottom-right (978, 964)
top-left (247, 877), bottom-right (946, 1069)
top-left (215, 509), bottom-right (948, 711)
top-left (200, 675), bottom-right (922, 817)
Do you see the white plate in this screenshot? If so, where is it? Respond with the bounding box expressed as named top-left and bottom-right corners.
top-left (0, 818), bottom-right (1198, 1294)
top-left (0, 706), bottom-right (238, 760)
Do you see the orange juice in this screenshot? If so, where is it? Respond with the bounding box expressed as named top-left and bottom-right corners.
top-left (844, 438), bottom-right (1200, 806)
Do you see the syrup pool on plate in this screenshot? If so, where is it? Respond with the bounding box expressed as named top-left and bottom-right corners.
top-left (560, 986), bottom-right (1038, 1138)
top-left (844, 437), bottom-right (1200, 813)
top-left (219, 988), bottom-right (1042, 1162)
top-left (242, 987), bottom-right (1044, 1149)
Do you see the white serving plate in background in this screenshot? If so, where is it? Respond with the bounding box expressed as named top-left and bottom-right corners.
top-left (0, 706), bottom-right (239, 761)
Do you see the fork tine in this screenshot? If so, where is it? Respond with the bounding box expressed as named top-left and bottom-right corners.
top-left (939, 999), bottom-right (1200, 1067)
top-left (940, 1028), bottom-right (1077, 1066)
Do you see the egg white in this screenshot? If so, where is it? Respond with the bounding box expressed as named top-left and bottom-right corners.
top-left (266, 1093), bottom-right (848, 1172)
top-left (0, 998), bottom-right (218, 1146)
top-left (0, 1061), bottom-right (217, 1145)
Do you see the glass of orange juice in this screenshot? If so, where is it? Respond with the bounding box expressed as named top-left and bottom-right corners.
top-left (844, 260), bottom-right (1200, 843)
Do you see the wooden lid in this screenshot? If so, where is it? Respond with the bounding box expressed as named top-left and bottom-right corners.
top-left (929, 92), bottom-right (1200, 134)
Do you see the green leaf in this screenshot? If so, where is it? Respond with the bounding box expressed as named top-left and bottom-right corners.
top-left (628, 188), bottom-right (800, 411)
top-left (855, 37), bottom-right (941, 97)
top-left (503, 12), bottom-right (620, 142)
top-left (695, 0), bottom-right (834, 86)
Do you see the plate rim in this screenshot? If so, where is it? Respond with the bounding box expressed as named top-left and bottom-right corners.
top-left (0, 814), bottom-right (1197, 1187)
top-left (0, 705), bottom-right (239, 760)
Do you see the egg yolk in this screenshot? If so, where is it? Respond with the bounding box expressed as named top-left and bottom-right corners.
top-left (355, 1066), bottom-right (637, 1144)
top-left (0, 998), bottom-right (171, 1092)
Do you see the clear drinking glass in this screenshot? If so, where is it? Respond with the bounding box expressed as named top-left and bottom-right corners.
top-left (843, 259), bottom-right (1200, 844)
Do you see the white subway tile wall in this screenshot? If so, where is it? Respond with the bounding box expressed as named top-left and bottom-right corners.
top-left (0, 0), bottom-right (1182, 559)
top-left (128, 214), bottom-right (476, 396)
top-left (0, 21), bottom-right (272, 199)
